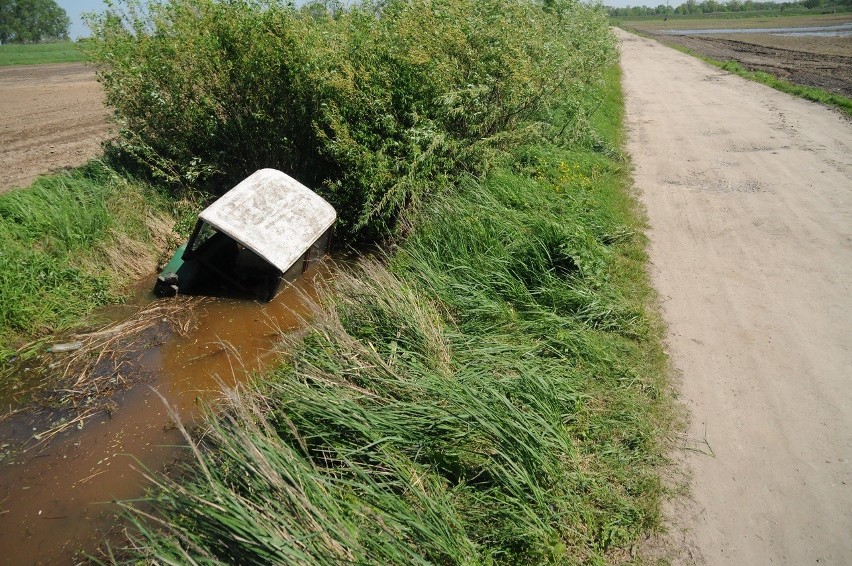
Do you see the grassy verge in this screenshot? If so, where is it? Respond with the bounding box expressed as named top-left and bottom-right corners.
top-left (0, 42), bottom-right (86, 65)
top-left (712, 59), bottom-right (852, 116)
top-left (114, 63), bottom-right (675, 564)
top-left (0, 163), bottom-right (181, 363)
top-left (666, 41), bottom-right (852, 116)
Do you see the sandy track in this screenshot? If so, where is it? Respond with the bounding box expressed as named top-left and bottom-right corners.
top-left (0, 63), bottom-right (109, 193)
top-left (617, 28), bottom-right (852, 564)
top-left (640, 31), bottom-right (852, 98)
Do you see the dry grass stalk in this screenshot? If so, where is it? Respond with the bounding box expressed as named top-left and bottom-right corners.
top-left (3, 297), bottom-right (206, 449)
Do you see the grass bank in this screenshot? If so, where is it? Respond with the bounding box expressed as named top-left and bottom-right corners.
top-left (0, 42), bottom-right (85, 65)
top-left (114, 64), bottom-right (676, 564)
top-left (0, 163), bottom-right (181, 363)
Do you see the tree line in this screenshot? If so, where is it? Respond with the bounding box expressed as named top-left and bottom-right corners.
top-left (607, 0), bottom-right (850, 17)
top-left (0, 0), bottom-right (69, 44)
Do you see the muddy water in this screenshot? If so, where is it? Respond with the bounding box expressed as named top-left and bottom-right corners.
top-left (0, 262), bottom-right (332, 565)
top-left (662, 22), bottom-right (852, 37)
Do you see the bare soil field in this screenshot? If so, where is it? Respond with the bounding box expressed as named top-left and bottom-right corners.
top-left (623, 12), bottom-right (852, 30)
top-left (0, 63), bottom-right (109, 193)
top-left (617, 28), bottom-right (852, 564)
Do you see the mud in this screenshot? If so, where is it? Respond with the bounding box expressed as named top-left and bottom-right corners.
top-left (0, 63), bottom-right (109, 193)
top-left (0, 263), bottom-right (333, 565)
top-left (635, 29), bottom-right (852, 98)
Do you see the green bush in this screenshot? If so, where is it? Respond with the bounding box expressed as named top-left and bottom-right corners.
top-left (86, 0), bottom-right (614, 240)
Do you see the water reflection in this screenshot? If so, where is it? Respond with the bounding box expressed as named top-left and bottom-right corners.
top-left (661, 22), bottom-right (852, 37)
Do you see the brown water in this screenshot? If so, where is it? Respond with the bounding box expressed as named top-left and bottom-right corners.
top-left (0, 262), bottom-right (332, 565)
top-left (661, 22), bottom-right (852, 37)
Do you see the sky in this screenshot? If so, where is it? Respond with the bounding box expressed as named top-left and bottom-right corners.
top-left (58, 0), bottom-right (109, 40)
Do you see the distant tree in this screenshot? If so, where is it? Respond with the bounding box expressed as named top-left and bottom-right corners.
top-left (683, 0), bottom-right (700, 12)
top-left (0, 0), bottom-right (70, 44)
top-left (606, 0), bottom-right (846, 14)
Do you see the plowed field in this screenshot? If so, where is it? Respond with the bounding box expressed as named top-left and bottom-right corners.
top-left (0, 63), bottom-right (109, 193)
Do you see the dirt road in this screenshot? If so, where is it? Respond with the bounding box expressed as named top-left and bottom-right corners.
top-left (617, 29), bottom-right (852, 564)
top-left (0, 63), bottom-right (109, 192)
top-left (639, 31), bottom-right (852, 98)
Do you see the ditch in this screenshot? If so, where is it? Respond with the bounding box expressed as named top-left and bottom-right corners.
top-left (0, 261), bottom-right (334, 564)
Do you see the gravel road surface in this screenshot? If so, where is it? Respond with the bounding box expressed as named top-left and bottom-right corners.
top-left (617, 28), bottom-right (852, 565)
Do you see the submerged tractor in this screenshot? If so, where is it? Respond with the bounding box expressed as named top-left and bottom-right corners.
top-left (154, 169), bottom-right (336, 302)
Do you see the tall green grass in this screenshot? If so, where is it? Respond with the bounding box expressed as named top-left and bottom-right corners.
top-left (0, 42), bottom-right (85, 66)
top-left (114, 64), bottom-right (675, 564)
top-left (0, 163), bottom-right (176, 361)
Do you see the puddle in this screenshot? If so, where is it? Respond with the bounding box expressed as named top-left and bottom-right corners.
top-left (0, 261), bottom-right (334, 564)
top-left (661, 22), bottom-right (852, 37)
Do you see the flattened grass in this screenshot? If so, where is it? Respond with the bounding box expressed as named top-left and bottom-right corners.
top-left (116, 64), bottom-right (676, 564)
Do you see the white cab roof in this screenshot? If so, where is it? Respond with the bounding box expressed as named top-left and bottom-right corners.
top-left (199, 169), bottom-right (336, 272)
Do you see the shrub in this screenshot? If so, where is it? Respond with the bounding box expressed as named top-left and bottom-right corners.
top-left (85, 0), bottom-right (614, 240)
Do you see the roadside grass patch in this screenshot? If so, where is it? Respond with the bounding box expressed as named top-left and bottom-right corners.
top-left (0, 42), bottom-right (85, 66)
top-left (0, 163), bottom-right (177, 362)
top-left (115, 62), bottom-right (676, 563)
